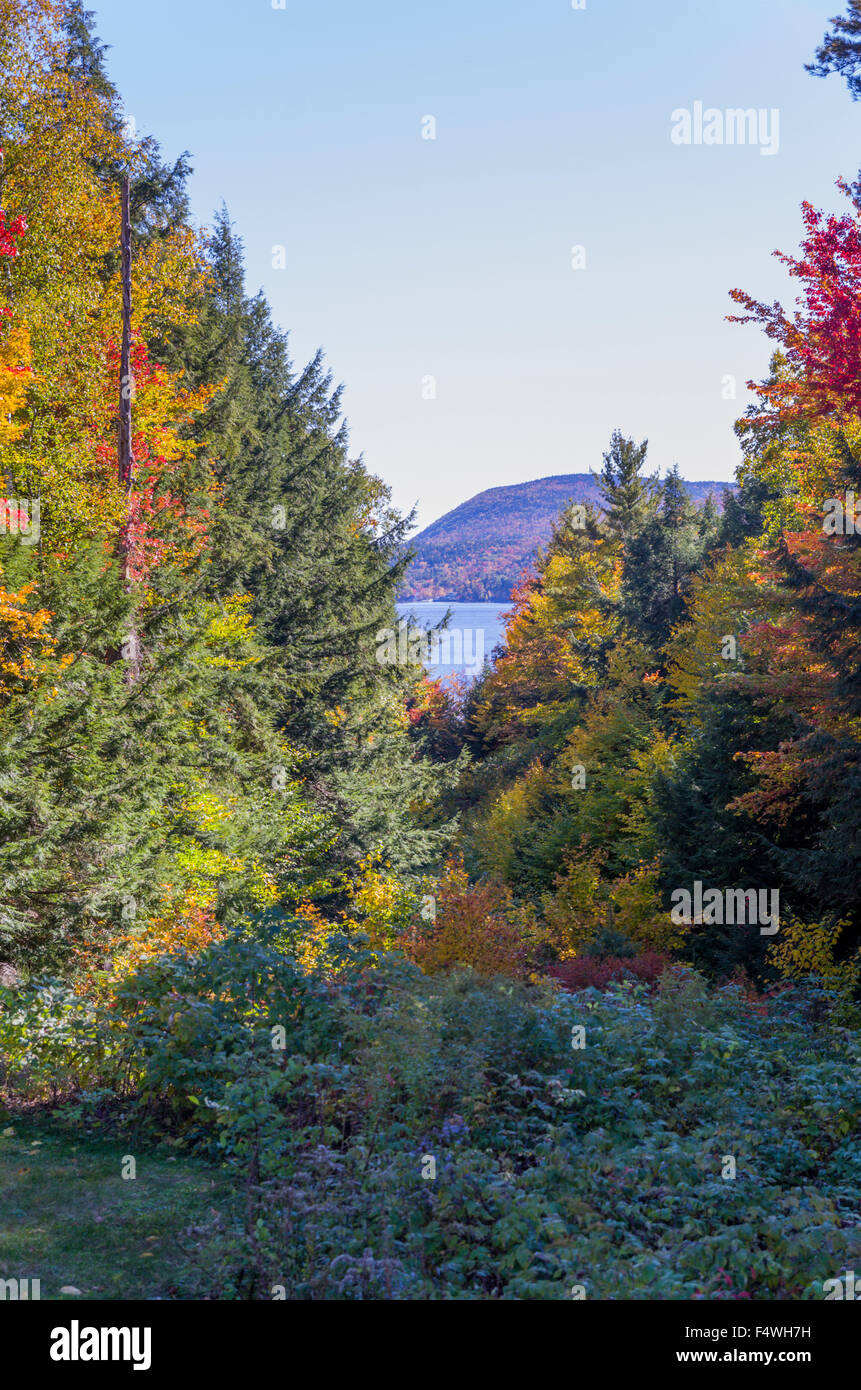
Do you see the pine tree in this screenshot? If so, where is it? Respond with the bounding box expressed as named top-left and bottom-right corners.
top-left (718, 478), bottom-right (771, 547)
top-left (807, 0), bottom-right (861, 100)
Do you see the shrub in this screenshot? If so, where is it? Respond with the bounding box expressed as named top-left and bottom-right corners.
top-left (768, 915), bottom-right (861, 1015)
top-left (546, 951), bottom-right (673, 991)
top-left (409, 856), bottom-right (533, 977)
top-left (541, 851), bottom-right (687, 959)
top-left (5, 924), bottom-right (861, 1300)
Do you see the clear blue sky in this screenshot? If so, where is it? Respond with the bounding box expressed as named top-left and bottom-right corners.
top-left (94, 0), bottom-right (860, 529)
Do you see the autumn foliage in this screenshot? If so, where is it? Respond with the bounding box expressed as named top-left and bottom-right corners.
top-left (729, 180), bottom-right (861, 426)
top-left (408, 857), bottom-right (531, 977)
top-left (546, 951), bottom-right (673, 991)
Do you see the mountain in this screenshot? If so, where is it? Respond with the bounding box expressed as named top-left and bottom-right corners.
top-left (400, 473), bottom-right (734, 602)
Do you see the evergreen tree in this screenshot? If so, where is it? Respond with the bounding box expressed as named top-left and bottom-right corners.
top-left (594, 429), bottom-right (656, 543)
top-left (167, 209), bottom-right (456, 877)
top-left (621, 466), bottom-right (710, 654)
top-left (0, 537), bottom-right (330, 973)
top-left (60, 1), bottom-right (116, 103)
top-left (58, 1), bottom-right (193, 271)
top-left (807, 0), bottom-right (861, 100)
top-left (652, 686), bottom-right (798, 979)
top-left (718, 478), bottom-right (769, 547)
top-left (698, 491), bottom-right (719, 539)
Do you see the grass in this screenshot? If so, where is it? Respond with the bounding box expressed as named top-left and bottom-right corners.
top-left (0, 1114), bottom-right (239, 1300)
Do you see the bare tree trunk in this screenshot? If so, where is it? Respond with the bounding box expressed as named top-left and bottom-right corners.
top-left (117, 175), bottom-right (139, 680)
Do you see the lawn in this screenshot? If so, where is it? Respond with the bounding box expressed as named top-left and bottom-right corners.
top-left (0, 1117), bottom-right (237, 1300)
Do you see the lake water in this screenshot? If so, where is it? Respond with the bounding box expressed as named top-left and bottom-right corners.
top-left (395, 601), bottom-right (509, 682)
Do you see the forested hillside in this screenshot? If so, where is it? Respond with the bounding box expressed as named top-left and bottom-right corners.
top-left (1, 0), bottom-right (861, 1311)
top-left (402, 472), bottom-right (731, 600)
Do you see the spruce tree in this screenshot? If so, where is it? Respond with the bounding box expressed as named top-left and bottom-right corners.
top-left (594, 429), bottom-right (657, 543)
top-left (0, 537), bottom-right (328, 974)
top-left (621, 465), bottom-right (709, 654)
top-left (59, 1), bottom-right (117, 103)
top-left (58, 1), bottom-right (193, 273)
top-left (167, 210), bottom-right (454, 877)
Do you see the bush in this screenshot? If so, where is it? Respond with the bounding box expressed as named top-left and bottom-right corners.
top-left (541, 852), bottom-right (687, 960)
top-left (4, 926), bottom-right (861, 1299)
top-left (409, 857), bottom-right (533, 977)
top-left (546, 951), bottom-right (673, 991)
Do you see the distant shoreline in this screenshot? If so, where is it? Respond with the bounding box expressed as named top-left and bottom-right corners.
top-left (401, 472), bottom-right (735, 605)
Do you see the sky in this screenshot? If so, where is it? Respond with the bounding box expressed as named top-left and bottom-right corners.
top-left (93, 0), bottom-right (861, 531)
